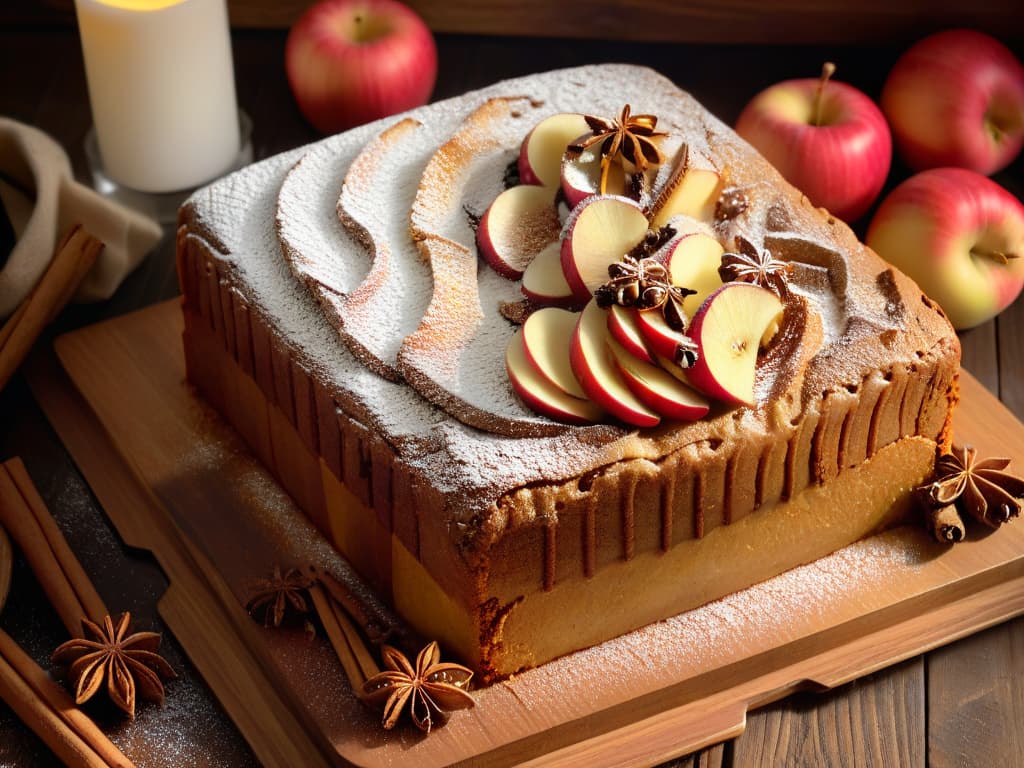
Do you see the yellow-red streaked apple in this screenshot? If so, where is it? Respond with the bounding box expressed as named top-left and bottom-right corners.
top-left (866, 167), bottom-right (1024, 330)
top-left (686, 283), bottom-right (784, 407)
top-left (521, 307), bottom-right (588, 399)
top-left (285, 0), bottom-right (437, 134)
top-left (506, 331), bottom-right (603, 425)
top-left (477, 185), bottom-right (560, 280)
top-left (663, 232), bottom-right (725, 316)
top-left (608, 338), bottom-right (709, 421)
top-left (607, 305), bottom-right (655, 364)
top-left (570, 299), bottom-right (660, 428)
top-left (519, 113), bottom-right (590, 187)
top-left (561, 195), bottom-right (649, 302)
top-left (881, 30), bottom-right (1024, 175)
top-left (735, 63), bottom-right (891, 222)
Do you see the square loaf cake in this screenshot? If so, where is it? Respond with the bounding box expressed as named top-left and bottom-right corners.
top-left (176, 64), bottom-right (960, 681)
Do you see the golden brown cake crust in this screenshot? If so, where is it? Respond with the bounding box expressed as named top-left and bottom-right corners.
top-left (177, 64), bottom-right (960, 676)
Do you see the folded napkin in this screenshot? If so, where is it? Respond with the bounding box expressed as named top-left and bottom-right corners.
top-left (0, 117), bottom-right (163, 319)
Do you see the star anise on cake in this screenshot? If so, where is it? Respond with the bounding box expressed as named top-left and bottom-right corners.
top-left (718, 235), bottom-right (793, 297)
top-left (569, 105), bottom-right (666, 195)
top-left (923, 444), bottom-right (1024, 529)
top-left (596, 253), bottom-right (695, 327)
top-left (51, 612), bottom-right (176, 718)
top-left (245, 566), bottom-right (315, 627)
top-left (361, 642), bottom-right (474, 732)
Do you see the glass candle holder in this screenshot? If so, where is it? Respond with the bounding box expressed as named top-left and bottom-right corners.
top-left (74, 0), bottom-right (243, 196)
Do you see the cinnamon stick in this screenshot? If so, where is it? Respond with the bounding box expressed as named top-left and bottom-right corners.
top-left (0, 648), bottom-right (109, 768)
top-left (308, 582), bottom-right (369, 696)
top-left (0, 461), bottom-right (108, 635)
top-left (308, 565), bottom-right (414, 650)
top-left (0, 628), bottom-right (135, 768)
top-left (0, 223), bottom-right (103, 392)
top-left (4, 458), bottom-right (107, 624)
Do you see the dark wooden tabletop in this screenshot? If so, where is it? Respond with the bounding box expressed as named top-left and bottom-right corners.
top-left (1, 22), bottom-right (1023, 768)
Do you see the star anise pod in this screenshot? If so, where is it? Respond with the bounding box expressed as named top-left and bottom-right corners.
top-left (51, 613), bottom-right (175, 718)
top-left (569, 105), bottom-right (666, 195)
top-left (719, 236), bottom-right (793, 296)
top-left (245, 566), bottom-right (314, 627)
top-left (595, 254), bottom-right (696, 316)
top-left (923, 444), bottom-right (1024, 528)
top-left (361, 642), bottom-right (474, 732)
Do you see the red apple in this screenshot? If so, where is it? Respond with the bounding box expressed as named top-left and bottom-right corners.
top-left (735, 63), bottom-right (891, 222)
top-left (285, 0), bottom-right (437, 134)
top-left (881, 30), bottom-right (1024, 175)
top-left (686, 283), bottom-right (784, 407)
top-left (866, 167), bottom-right (1024, 330)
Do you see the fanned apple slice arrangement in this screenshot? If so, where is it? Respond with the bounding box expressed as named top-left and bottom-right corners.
top-left (484, 107), bottom-right (793, 428)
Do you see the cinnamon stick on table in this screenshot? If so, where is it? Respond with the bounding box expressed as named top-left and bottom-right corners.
top-left (0, 457), bottom-right (108, 634)
top-left (0, 223), bottom-right (103, 392)
top-left (0, 629), bottom-right (135, 768)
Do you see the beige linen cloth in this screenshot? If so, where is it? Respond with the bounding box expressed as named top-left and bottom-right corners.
top-left (0, 117), bottom-right (163, 319)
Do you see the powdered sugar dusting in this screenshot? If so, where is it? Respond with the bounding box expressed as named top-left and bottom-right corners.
top-left (184, 62), bottom-right (946, 522)
top-left (504, 528), bottom-right (928, 712)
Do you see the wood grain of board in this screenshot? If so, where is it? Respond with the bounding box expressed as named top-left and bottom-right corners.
top-left (27, 299), bottom-right (1024, 768)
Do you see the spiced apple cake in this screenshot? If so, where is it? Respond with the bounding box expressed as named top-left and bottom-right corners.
top-left (176, 64), bottom-right (959, 680)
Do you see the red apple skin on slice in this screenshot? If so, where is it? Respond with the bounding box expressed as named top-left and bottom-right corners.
top-left (570, 299), bottom-right (661, 428)
top-left (663, 232), bottom-right (726, 316)
top-left (522, 307), bottom-right (588, 399)
top-left (634, 307), bottom-right (695, 362)
top-left (506, 332), bottom-right (603, 425)
top-left (477, 185), bottom-right (560, 280)
top-left (651, 167), bottom-right (723, 228)
top-left (607, 305), bottom-right (655, 364)
top-left (561, 195), bottom-right (650, 303)
top-left (521, 241), bottom-right (578, 308)
top-left (609, 339), bottom-right (709, 421)
top-left (561, 144), bottom-right (630, 208)
top-left (519, 113), bottom-right (591, 187)
top-left (686, 283), bottom-right (784, 407)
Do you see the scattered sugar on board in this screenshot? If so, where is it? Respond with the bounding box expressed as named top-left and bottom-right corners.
top-left (505, 529), bottom-right (926, 711)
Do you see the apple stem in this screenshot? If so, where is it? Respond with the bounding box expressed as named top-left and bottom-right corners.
top-left (970, 247), bottom-right (1019, 266)
top-left (813, 62), bottom-right (836, 127)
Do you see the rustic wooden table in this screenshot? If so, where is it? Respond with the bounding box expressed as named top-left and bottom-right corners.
top-left (1, 23), bottom-right (1022, 768)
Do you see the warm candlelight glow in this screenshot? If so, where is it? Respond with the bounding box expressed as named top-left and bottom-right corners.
top-left (74, 0), bottom-right (239, 192)
top-left (92, 0), bottom-right (187, 9)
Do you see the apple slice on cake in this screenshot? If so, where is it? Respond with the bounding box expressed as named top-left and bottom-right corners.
top-left (685, 283), bottom-right (784, 406)
top-left (561, 195), bottom-right (650, 303)
top-left (570, 299), bottom-right (661, 428)
top-left (518, 113), bottom-right (591, 187)
top-left (477, 185), bottom-right (561, 279)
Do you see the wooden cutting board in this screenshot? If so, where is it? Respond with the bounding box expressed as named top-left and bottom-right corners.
top-left (29, 299), bottom-right (1024, 768)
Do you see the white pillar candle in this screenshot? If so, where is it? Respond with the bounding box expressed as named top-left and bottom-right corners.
top-left (74, 0), bottom-right (240, 193)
